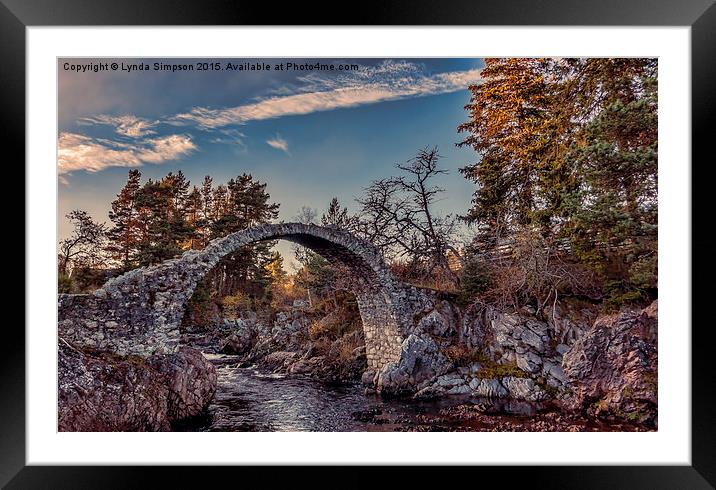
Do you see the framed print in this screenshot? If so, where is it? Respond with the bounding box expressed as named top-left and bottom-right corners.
top-left (5, 0), bottom-right (714, 486)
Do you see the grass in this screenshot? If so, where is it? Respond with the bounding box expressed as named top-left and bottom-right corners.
top-left (475, 360), bottom-right (527, 379)
top-left (441, 344), bottom-right (482, 366)
top-left (440, 344), bottom-right (529, 378)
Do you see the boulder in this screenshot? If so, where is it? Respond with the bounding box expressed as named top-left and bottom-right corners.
top-left (361, 369), bottom-right (378, 386)
top-left (544, 301), bottom-right (599, 346)
top-left (447, 384), bottom-right (472, 395)
top-left (501, 376), bottom-right (547, 402)
top-left (376, 334), bottom-right (453, 395)
top-left (462, 305), bottom-right (554, 368)
top-left (263, 351), bottom-right (298, 369)
top-left (542, 360), bottom-right (569, 388)
top-left (469, 378), bottom-right (509, 398)
top-left (436, 373), bottom-right (467, 388)
top-left (516, 350), bottom-right (543, 373)
top-left (416, 303), bottom-right (457, 338)
top-left (147, 346), bottom-right (218, 421)
top-left (413, 383), bottom-right (447, 400)
top-left (375, 362), bottom-right (410, 395)
top-left (58, 341), bottom-right (216, 431)
top-left (288, 356), bottom-right (325, 375)
top-left (562, 301), bottom-right (658, 427)
top-left (460, 305), bottom-right (490, 349)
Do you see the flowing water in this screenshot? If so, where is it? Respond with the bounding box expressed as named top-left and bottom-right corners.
top-left (174, 354), bottom-right (552, 432)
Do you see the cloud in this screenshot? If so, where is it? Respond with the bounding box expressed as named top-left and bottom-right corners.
top-left (61, 61), bottom-right (482, 177)
top-left (79, 114), bottom-right (158, 137)
top-left (58, 132), bottom-right (196, 175)
top-left (266, 135), bottom-right (289, 154)
top-left (209, 128), bottom-right (247, 149)
top-left (171, 62), bottom-right (483, 129)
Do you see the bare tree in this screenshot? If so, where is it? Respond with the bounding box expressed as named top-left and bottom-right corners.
top-left (356, 147), bottom-right (462, 286)
top-left (294, 205), bottom-right (318, 225)
top-left (291, 205), bottom-right (320, 271)
top-left (59, 210), bottom-right (107, 275)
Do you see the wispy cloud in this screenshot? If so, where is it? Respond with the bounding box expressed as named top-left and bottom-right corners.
top-left (171, 61), bottom-right (483, 129)
top-left (209, 128), bottom-right (247, 149)
top-left (63, 61), bottom-right (482, 177)
top-left (79, 114), bottom-right (158, 138)
top-left (58, 132), bottom-right (196, 176)
top-left (266, 135), bottom-right (289, 154)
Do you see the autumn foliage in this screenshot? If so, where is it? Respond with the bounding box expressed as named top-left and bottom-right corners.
top-left (457, 58), bottom-right (657, 310)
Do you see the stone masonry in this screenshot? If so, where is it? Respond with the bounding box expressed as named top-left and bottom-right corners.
top-left (58, 223), bottom-right (434, 377)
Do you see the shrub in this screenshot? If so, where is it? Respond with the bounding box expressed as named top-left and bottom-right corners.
top-left (475, 360), bottom-right (526, 379)
top-left (58, 273), bottom-right (73, 293)
top-left (182, 281), bottom-right (216, 329)
top-left (628, 253), bottom-right (657, 290)
top-left (475, 228), bottom-right (602, 313)
top-left (457, 254), bottom-right (492, 304)
top-left (332, 331), bottom-right (365, 364)
top-left (442, 344), bottom-right (481, 366)
top-left (603, 279), bottom-right (647, 312)
top-left (308, 318), bottom-right (331, 338)
top-left (221, 292), bottom-right (253, 319)
top-left (390, 260), bottom-right (460, 293)
top-left (72, 266), bottom-right (108, 292)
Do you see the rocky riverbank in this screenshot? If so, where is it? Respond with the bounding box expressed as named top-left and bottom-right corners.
top-left (392, 405), bottom-right (651, 432)
top-left (58, 291), bottom-right (657, 431)
top-left (183, 302), bottom-right (368, 384)
top-left (184, 297), bottom-right (658, 430)
top-left (58, 341), bottom-right (216, 431)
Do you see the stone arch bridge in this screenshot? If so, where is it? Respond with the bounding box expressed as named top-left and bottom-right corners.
top-left (59, 223), bottom-right (442, 389)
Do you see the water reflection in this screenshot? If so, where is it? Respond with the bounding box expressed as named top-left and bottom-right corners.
top-left (175, 354), bottom-right (547, 432)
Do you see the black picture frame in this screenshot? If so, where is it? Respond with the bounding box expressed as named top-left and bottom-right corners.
top-left (3, 0), bottom-right (713, 486)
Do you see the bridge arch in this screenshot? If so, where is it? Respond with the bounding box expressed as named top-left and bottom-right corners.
top-left (58, 223), bottom-right (414, 372)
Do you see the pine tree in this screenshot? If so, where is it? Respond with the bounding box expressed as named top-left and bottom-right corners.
top-left (321, 197), bottom-right (355, 230)
top-left (211, 185), bottom-right (229, 229)
top-left (134, 179), bottom-right (179, 266)
top-left (457, 57), bottom-right (658, 308)
top-left (162, 170), bottom-right (190, 215)
top-left (185, 186), bottom-right (203, 249)
top-left (264, 250), bottom-right (287, 281)
top-left (106, 169), bottom-right (142, 269)
top-left (199, 175), bottom-right (214, 245)
top-left (204, 174), bottom-right (280, 298)
top-left (457, 58), bottom-right (569, 241)
top-left (566, 59), bottom-right (658, 304)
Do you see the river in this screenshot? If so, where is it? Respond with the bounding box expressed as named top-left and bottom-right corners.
top-left (174, 354), bottom-right (643, 432)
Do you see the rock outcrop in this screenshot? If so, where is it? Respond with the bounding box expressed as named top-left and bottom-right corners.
top-left (58, 341), bottom-right (216, 431)
top-left (461, 305), bottom-right (570, 390)
top-left (414, 370), bottom-right (548, 403)
top-left (210, 295), bottom-right (658, 425)
top-left (410, 299), bottom-right (658, 419)
top-left (562, 301), bottom-right (658, 427)
top-left (372, 333), bottom-right (453, 395)
top-left (218, 318), bottom-right (257, 355)
top-left (218, 307), bottom-right (369, 384)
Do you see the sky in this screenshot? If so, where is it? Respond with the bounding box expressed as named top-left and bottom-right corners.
top-left (58, 58), bottom-right (484, 269)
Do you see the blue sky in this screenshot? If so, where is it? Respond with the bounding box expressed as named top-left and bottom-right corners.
top-left (58, 58), bottom-right (484, 267)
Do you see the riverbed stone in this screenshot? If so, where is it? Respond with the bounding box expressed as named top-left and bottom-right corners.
top-left (470, 378), bottom-right (509, 398)
top-left (502, 377), bottom-right (547, 402)
top-left (516, 350), bottom-right (543, 373)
